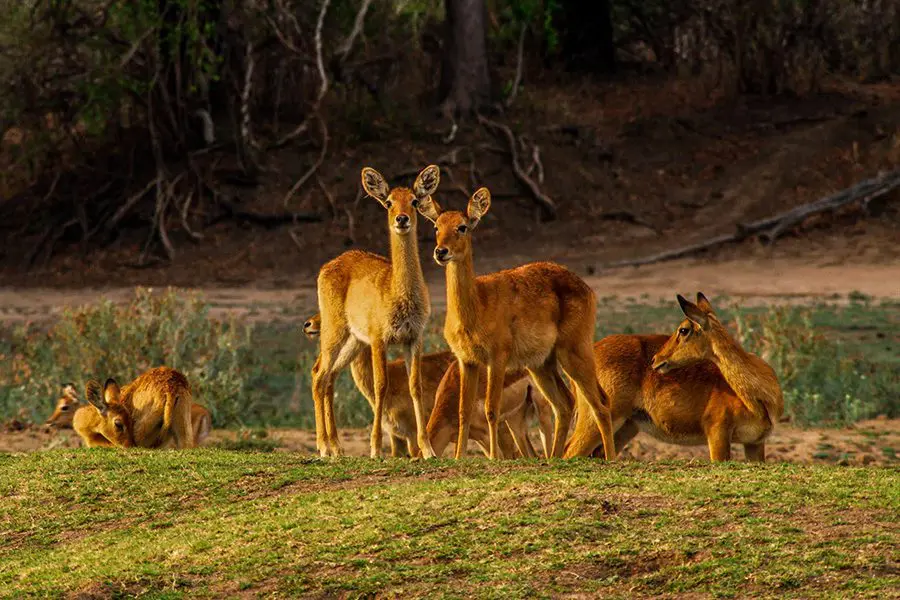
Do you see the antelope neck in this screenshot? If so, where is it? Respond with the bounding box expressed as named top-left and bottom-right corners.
top-left (708, 324), bottom-right (773, 420)
top-left (389, 224), bottom-right (425, 297)
top-left (446, 254), bottom-right (478, 330)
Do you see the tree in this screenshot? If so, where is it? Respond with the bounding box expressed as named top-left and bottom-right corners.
top-left (555, 0), bottom-right (615, 74)
top-left (440, 0), bottom-right (491, 116)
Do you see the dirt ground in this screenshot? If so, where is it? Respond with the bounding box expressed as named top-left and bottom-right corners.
top-left (1, 78), bottom-right (898, 467)
top-left (4, 419), bottom-right (897, 466)
top-left (1, 257), bottom-right (898, 326)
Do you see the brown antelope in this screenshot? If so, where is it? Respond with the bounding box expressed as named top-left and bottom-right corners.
top-left (45, 383), bottom-right (81, 428)
top-left (563, 293), bottom-right (784, 462)
top-left (93, 366), bottom-right (196, 449)
top-left (420, 187), bottom-right (615, 460)
top-left (304, 314), bottom-right (534, 458)
top-left (312, 165), bottom-right (440, 458)
top-left (72, 380), bottom-right (135, 448)
top-left (190, 404), bottom-right (212, 446)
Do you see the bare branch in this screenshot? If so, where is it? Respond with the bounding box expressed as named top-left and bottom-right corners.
top-left (336, 0), bottom-right (374, 62)
top-left (505, 24), bottom-right (527, 108)
top-left (283, 116), bottom-right (329, 207)
top-left (603, 169), bottom-right (900, 269)
top-left (477, 114), bottom-right (557, 219)
top-left (271, 0), bottom-right (331, 149)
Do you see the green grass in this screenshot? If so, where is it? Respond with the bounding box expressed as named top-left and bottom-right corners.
top-left (2, 289), bottom-right (898, 430)
top-left (0, 452), bottom-right (896, 598)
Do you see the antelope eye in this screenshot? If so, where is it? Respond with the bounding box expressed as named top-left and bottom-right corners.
top-left (434, 226), bottom-right (439, 232)
top-left (456, 224), bottom-right (468, 234)
top-left (385, 200), bottom-right (392, 208)
top-left (114, 421), bottom-right (124, 430)
top-left (412, 198), bottom-right (419, 208)
top-left (61, 405), bottom-right (69, 411)
top-left (679, 327), bottom-right (690, 336)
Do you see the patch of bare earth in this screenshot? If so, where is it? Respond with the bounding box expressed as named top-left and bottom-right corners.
top-left (4, 420), bottom-right (897, 465)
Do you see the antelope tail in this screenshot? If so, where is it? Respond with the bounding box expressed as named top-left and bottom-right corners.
top-left (162, 391), bottom-right (176, 438)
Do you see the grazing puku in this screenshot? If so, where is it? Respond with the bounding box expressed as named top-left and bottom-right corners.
top-left (72, 380), bottom-right (135, 448)
top-left (45, 383), bottom-right (81, 428)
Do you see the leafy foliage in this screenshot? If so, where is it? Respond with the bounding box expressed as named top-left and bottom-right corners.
top-left (734, 304), bottom-right (898, 425)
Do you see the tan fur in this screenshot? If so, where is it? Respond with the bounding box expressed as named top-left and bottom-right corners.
top-left (304, 315), bottom-right (535, 458)
top-left (191, 404), bottom-right (212, 446)
top-left (427, 363), bottom-right (555, 458)
top-left (422, 188), bottom-right (615, 459)
top-left (101, 367), bottom-right (196, 449)
top-left (45, 383), bottom-right (80, 428)
top-left (564, 293), bottom-right (784, 462)
top-left (72, 380), bottom-right (135, 448)
top-left (312, 165), bottom-right (440, 458)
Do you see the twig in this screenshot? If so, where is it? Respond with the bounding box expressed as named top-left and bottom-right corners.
top-left (477, 114), bottom-right (557, 219)
top-left (271, 0), bottom-right (331, 149)
top-left (336, 0), bottom-right (373, 63)
top-left (525, 143), bottom-right (544, 184)
top-left (443, 118), bottom-right (458, 144)
top-left (288, 228), bottom-right (304, 252)
top-left (344, 206), bottom-right (356, 244)
top-left (240, 39), bottom-right (257, 153)
top-left (283, 115), bottom-right (329, 207)
top-left (505, 24), bottom-right (527, 108)
top-left (106, 176), bottom-right (160, 232)
top-left (179, 190), bottom-right (203, 241)
top-left (316, 175), bottom-right (338, 219)
top-left (603, 169), bottom-right (900, 269)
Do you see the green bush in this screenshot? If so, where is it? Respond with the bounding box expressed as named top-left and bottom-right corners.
top-left (734, 305), bottom-right (897, 426)
top-left (0, 288), bottom-right (328, 428)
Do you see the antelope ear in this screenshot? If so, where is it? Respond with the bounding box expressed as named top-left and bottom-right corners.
top-left (361, 167), bottom-right (390, 206)
top-left (103, 378), bottom-right (121, 405)
top-left (85, 380), bottom-right (107, 414)
top-left (416, 195), bottom-right (442, 224)
top-left (413, 164), bottom-right (440, 199)
top-left (677, 294), bottom-right (709, 330)
top-left (466, 187), bottom-right (491, 229)
top-left (61, 382), bottom-right (77, 399)
top-left (696, 292), bottom-right (715, 315)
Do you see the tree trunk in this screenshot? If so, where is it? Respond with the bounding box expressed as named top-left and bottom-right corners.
top-left (556, 0), bottom-right (615, 74)
top-left (440, 0), bottom-right (491, 116)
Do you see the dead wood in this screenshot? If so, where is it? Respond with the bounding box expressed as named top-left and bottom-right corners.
top-left (603, 169), bottom-right (900, 269)
top-left (477, 114), bottom-right (557, 219)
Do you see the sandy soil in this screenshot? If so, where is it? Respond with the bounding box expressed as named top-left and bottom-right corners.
top-left (4, 419), bottom-right (897, 466)
top-left (1, 256), bottom-right (897, 326)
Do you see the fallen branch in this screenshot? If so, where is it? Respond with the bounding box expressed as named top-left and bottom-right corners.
top-left (478, 114), bottom-right (557, 219)
top-left (603, 169), bottom-right (900, 269)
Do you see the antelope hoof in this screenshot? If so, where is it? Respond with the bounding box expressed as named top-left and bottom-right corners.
top-left (420, 439), bottom-right (437, 460)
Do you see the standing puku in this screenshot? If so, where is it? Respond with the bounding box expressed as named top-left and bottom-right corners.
top-left (312, 165), bottom-right (440, 458)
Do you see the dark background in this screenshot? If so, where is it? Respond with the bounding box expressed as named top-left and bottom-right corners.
top-left (1, 0), bottom-right (898, 287)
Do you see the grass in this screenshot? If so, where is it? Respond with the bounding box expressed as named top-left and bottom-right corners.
top-left (0, 451), bottom-right (896, 598)
top-left (1, 288), bottom-right (898, 430)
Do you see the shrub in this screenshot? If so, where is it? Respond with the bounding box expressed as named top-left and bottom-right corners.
top-left (0, 288), bottom-right (329, 428)
top-left (734, 305), bottom-right (897, 426)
